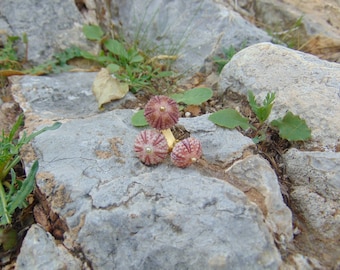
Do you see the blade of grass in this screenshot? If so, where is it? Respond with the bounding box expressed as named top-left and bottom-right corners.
top-left (7, 160), bottom-right (38, 215)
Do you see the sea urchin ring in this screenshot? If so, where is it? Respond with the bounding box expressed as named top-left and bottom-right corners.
top-left (171, 137), bottom-right (202, 168)
top-left (134, 129), bottom-right (169, 166)
top-left (144, 95), bottom-right (180, 130)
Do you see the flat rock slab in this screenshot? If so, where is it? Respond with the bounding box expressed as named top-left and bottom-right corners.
top-left (9, 73), bottom-right (136, 121)
top-left (16, 224), bottom-right (82, 269)
top-left (283, 148), bottom-right (340, 240)
top-left (23, 110), bottom-right (281, 269)
top-left (114, 0), bottom-right (270, 75)
top-left (1, 0), bottom-right (270, 77)
top-left (0, 0), bottom-right (97, 64)
top-left (218, 42), bottom-right (340, 150)
top-left (11, 72), bottom-right (290, 269)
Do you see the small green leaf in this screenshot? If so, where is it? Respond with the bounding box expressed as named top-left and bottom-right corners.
top-left (181, 88), bottom-right (213, 105)
top-left (252, 132), bottom-right (266, 144)
top-left (129, 54), bottom-right (144, 64)
top-left (104, 39), bottom-right (128, 60)
top-left (25, 122), bottom-right (62, 143)
top-left (83, 25), bottom-right (104, 41)
top-left (208, 109), bottom-right (252, 130)
top-left (54, 46), bottom-right (82, 65)
top-left (170, 88), bottom-right (213, 105)
top-left (248, 91), bottom-right (275, 123)
top-left (7, 160), bottom-right (38, 215)
top-left (131, 110), bottom-right (149, 127)
top-left (271, 111), bottom-right (311, 141)
top-left (80, 50), bottom-right (97, 61)
top-left (170, 93), bottom-right (185, 103)
top-left (107, 63), bottom-right (120, 73)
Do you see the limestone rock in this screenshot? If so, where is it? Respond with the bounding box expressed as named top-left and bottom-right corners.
top-left (9, 72), bottom-right (136, 122)
top-left (179, 114), bottom-right (255, 164)
top-left (16, 224), bottom-right (82, 270)
top-left (0, 0), bottom-right (97, 65)
top-left (283, 148), bottom-right (340, 240)
top-left (29, 110), bottom-right (282, 270)
top-left (112, 0), bottom-right (271, 75)
top-left (226, 155), bottom-right (293, 242)
top-left (218, 42), bottom-right (340, 150)
top-left (227, 0), bottom-right (340, 62)
top-left (1, 0), bottom-right (270, 77)
top-left (284, 148), bottom-right (340, 201)
top-left (10, 71), bottom-right (289, 269)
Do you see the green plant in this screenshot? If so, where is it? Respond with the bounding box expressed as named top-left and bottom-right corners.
top-left (209, 91), bottom-right (311, 143)
top-left (81, 24), bottom-right (176, 93)
top-left (212, 42), bottom-right (246, 74)
top-left (0, 35), bottom-right (21, 71)
top-left (0, 26), bottom-right (177, 93)
top-left (0, 115), bottom-right (61, 250)
top-left (212, 46), bottom-right (237, 74)
top-left (0, 32), bottom-right (79, 77)
top-left (131, 87), bottom-right (213, 127)
top-left (26, 46), bottom-right (82, 75)
top-left (268, 16), bottom-right (304, 49)
top-left (170, 87), bottom-right (213, 105)
top-left (248, 91), bottom-right (275, 124)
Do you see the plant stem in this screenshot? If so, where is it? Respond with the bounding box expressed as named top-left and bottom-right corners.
top-left (161, 129), bottom-right (176, 150)
top-left (0, 182), bottom-right (11, 224)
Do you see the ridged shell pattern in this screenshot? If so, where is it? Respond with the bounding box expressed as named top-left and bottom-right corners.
top-left (171, 137), bottom-right (202, 168)
top-left (134, 129), bottom-right (169, 165)
top-left (144, 95), bottom-right (179, 130)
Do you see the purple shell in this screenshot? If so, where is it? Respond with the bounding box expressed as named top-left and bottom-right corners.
top-left (134, 129), bottom-right (169, 165)
top-left (144, 95), bottom-right (179, 130)
top-left (171, 137), bottom-right (202, 168)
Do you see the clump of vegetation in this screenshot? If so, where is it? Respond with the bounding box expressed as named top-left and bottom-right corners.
top-left (209, 91), bottom-right (311, 143)
top-left (80, 25), bottom-right (177, 93)
top-left (212, 45), bottom-right (238, 74)
top-left (212, 42), bottom-right (247, 74)
top-left (0, 33), bottom-right (81, 78)
top-left (268, 16), bottom-right (304, 49)
top-left (1, 25), bottom-right (177, 94)
top-left (0, 35), bottom-right (22, 71)
top-left (0, 115), bottom-right (61, 251)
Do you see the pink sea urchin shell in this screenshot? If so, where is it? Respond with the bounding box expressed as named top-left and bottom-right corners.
top-left (144, 95), bottom-right (179, 130)
top-left (134, 129), bottom-right (169, 165)
top-left (171, 137), bottom-right (202, 168)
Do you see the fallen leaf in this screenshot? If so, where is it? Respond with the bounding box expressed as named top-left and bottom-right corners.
top-left (92, 68), bottom-right (129, 108)
top-left (185, 105), bottom-right (201, 116)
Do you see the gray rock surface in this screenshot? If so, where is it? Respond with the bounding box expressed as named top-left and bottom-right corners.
top-left (4, 0), bottom-right (339, 269)
top-left (217, 41), bottom-right (340, 268)
top-left (179, 114), bottom-right (255, 164)
top-left (9, 72), bottom-right (136, 120)
top-left (16, 224), bottom-right (82, 270)
top-left (226, 155), bottom-right (293, 242)
top-left (113, 0), bottom-right (271, 75)
top-left (0, 0), bottom-right (97, 64)
top-left (283, 148), bottom-right (340, 240)
top-left (12, 72), bottom-right (288, 269)
top-left (241, 0), bottom-right (340, 40)
top-left (218, 42), bottom-right (340, 150)
top-left (224, 0), bottom-right (340, 62)
top-left (1, 0), bottom-right (270, 75)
